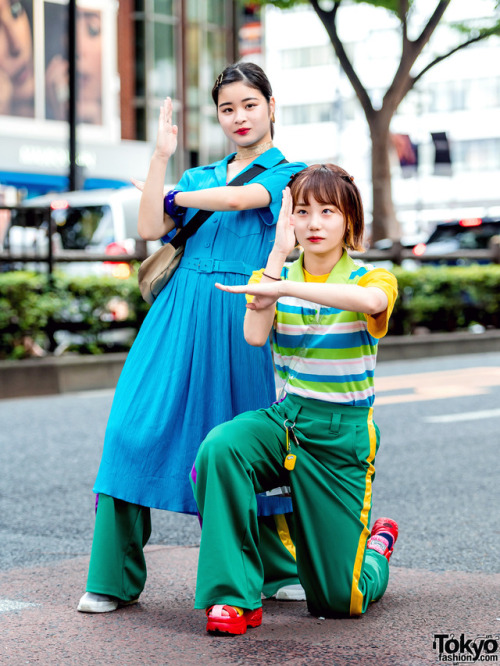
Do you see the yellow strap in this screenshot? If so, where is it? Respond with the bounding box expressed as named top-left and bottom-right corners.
top-left (209, 604), bottom-right (244, 617)
top-left (274, 514), bottom-right (296, 561)
top-left (349, 407), bottom-right (377, 615)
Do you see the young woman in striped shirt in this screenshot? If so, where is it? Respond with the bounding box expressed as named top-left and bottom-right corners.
top-left (191, 163), bottom-right (399, 635)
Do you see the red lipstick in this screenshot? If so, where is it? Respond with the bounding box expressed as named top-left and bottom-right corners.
top-left (236, 128), bottom-right (250, 135)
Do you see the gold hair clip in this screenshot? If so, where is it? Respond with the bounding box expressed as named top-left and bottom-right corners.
top-left (215, 73), bottom-right (224, 88)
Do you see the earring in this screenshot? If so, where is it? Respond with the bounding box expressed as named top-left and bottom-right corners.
top-left (271, 112), bottom-right (275, 123)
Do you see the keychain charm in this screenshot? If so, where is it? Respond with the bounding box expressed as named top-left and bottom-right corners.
top-left (283, 419), bottom-right (299, 471)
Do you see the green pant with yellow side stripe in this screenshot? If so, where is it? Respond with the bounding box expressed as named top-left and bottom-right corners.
top-left (85, 494), bottom-right (298, 602)
top-left (191, 393), bottom-right (390, 617)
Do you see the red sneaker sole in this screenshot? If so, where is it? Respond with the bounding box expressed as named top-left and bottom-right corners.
top-left (206, 607), bottom-right (262, 636)
top-left (206, 618), bottom-right (248, 635)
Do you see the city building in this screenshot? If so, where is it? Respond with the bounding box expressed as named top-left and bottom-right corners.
top-left (0, 0), bottom-right (239, 201)
top-left (263, 1), bottom-right (500, 239)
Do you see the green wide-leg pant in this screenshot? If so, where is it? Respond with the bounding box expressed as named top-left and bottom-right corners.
top-left (86, 494), bottom-right (152, 602)
top-left (192, 393), bottom-right (390, 617)
top-left (85, 495), bottom-right (298, 601)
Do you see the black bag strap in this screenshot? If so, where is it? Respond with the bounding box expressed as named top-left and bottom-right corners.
top-left (170, 159), bottom-right (288, 250)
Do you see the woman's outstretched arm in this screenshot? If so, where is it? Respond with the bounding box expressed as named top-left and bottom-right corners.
top-left (175, 183), bottom-right (271, 213)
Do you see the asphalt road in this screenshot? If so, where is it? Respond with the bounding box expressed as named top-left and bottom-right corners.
top-left (1, 350), bottom-right (499, 574)
top-left (1, 351), bottom-right (499, 665)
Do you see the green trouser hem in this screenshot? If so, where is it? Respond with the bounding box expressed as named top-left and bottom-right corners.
top-left (86, 493), bottom-right (151, 602)
top-left (85, 494), bottom-right (297, 603)
top-left (198, 598), bottom-right (263, 612)
top-left (192, 395), bottom-right (390, 616)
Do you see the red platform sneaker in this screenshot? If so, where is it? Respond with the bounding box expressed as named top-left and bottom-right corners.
top-left (367, 518), bottom-right (399, 561)
top-left (206, 604), bottom-right (262, 636)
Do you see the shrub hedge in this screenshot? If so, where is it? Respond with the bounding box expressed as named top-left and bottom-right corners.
top-left (390, 264), bottom-right (500, 335)
top-left (1, 265), bottom-right (500, 359)
top-left (0, 271), bottom-right (149, 359)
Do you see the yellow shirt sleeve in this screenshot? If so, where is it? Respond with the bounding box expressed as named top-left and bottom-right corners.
top-left (246, 268), bottom-right (265, 303)
top-left (357, 268), bottom-right (398, 339)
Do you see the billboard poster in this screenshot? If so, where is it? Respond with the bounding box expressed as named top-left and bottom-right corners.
top-left (44, 1), bottom-right (102, 124)
top-left (0, 0), bottom-right (109, 126)
top-left (0, 0), bottom-right (35, 118)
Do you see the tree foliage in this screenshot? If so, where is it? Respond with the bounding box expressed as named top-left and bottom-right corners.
top-left (253, 0), bottom-right (500, 241)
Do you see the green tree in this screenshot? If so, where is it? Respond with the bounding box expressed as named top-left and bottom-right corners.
top-left (258, 0), bottom-right (500, 241)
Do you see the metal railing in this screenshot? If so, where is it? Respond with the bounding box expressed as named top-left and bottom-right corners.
top-left (352, 240), bottom-right (500, 265)
top-left (2, 205), bottom-right (500, 271)
top-left (0, 205), bottom-right (148, 275)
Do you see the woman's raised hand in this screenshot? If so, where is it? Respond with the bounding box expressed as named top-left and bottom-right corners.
top-left (274, 187), bottom-right (296, 258)
top-left (155, 97), bottom-right (178, 161)
top-left (131, 178), bottom-right (171, 195)
top-left (130, 178), bottom-right (144, 192)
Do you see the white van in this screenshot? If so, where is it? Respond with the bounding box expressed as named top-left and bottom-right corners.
top-left (11, 187), bottom-right (172, 277)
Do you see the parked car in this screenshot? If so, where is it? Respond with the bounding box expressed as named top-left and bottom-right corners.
top-left (5, 187), bottom-right (169, 277)
top-left (411, 217), bottom-right (500, 264)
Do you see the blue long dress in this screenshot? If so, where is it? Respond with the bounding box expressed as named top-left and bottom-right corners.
top-left (93, 148), bottom-right (306, 515)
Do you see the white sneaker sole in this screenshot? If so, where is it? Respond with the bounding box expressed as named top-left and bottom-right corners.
top-left (275, 585), bottom-right (306, 601)
top-left (77, 596), bottom-right (138, 613)
top-left (77, 599), bottom-right (118, 613)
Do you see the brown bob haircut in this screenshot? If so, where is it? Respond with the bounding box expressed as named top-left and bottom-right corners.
top-left (288, 164), bottom-right (365, 252)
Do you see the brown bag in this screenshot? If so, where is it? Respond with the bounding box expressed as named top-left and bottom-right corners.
top-left (138, 241), bottom-right (184, 304)
top-left (138, 205), bottom-right (212, 304)
top-left (137, 162), bottom-right (278, 304)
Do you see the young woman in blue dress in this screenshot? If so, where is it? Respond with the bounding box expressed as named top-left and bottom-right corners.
top-left (77, 62), bottom-right (307, 613)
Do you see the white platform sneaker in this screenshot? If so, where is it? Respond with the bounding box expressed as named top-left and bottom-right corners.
top-left (275, 584), bottom-right (306, 601)
top-left (77, 592), bottom-right (139, 613)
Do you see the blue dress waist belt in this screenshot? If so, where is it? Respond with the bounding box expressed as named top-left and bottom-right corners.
top-left (180, 256), bottom-right (253, 277)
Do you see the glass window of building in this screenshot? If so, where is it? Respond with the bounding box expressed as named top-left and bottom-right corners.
top-left (154, 0), bottom-right (173, 13)
top-left (281, 45), bottom-right (335, 69)
top-left (428, 80), bottom-right (466, 113)
top-left (128, 0), bottom-right (235, 178)
top-left (463, 78), bottom-right (500, 110)
top-left (453, 138), bottom-right (500, 172)
top-left (281, 102), bottom-right (334, 126)
top-left (151, 21), bottom-right (175, 99)
top-left (134, 19), bottom-right (146, 98)
top-left (185, 0), bottom-right (233, 168)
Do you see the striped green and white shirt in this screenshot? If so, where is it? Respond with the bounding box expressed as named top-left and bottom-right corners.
top-left (270, 251), bottom-right (398, 407)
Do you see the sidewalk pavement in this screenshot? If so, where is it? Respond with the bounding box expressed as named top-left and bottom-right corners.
top-left (1, 545), bottom-right (499, 665)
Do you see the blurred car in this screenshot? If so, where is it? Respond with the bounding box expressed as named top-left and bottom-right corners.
top-left (411, 217), bottom-right (500, 265)
top-left (6, 187), bottom-right (168, 278)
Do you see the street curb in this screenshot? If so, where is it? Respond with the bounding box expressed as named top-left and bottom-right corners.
top-left (1, 331), bottom-right (499, 400)
top-left (0, 352), bottom-right (126, 399)
top-left (378, 328), bottom-right (500, 361)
